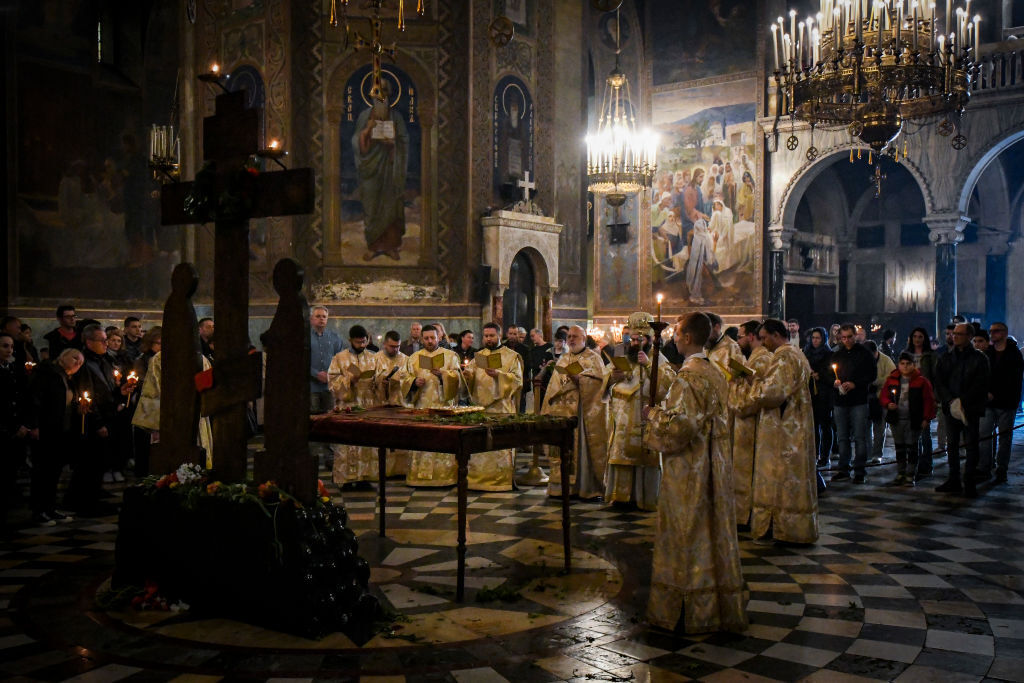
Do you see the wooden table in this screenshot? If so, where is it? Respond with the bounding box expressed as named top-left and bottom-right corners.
top-left (309, 408), bottom-right (578, 601)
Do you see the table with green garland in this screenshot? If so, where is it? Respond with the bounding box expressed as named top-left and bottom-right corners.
top-left (309, 407), bottom-right (578, 601)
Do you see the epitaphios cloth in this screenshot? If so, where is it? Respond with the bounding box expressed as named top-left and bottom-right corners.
top-left (605, 352), bottom-right (673, 510)
top-left (404, 347), bottom-right (463, 487)
top-left (644, 355), bottom-right (747, 634)
top-left (462, 345), bottom-right (523, 491)
top-left (736, 344), bottom-right (819, 544)
top-left (540, 347), bottom-right (609, 499)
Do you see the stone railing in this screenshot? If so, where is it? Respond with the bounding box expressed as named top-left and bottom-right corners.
top-left (973, 43), bottom-right (1024, 93)
top-left (786, 231), bottom-right (837, 276)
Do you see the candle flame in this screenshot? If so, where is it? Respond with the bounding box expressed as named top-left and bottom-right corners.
top-left (656, 293), bottom-right (664, 303)
top-left (269, 139), bottom-right (280, 149)
top-left (210, 63), bottom-right (220, 74)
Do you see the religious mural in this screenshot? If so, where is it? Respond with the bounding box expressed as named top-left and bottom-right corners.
top-left (338, 64), bottom-right (423, 266)
top-left (495, 0), bottom-right (533, 37)
top-left (650, 78), bottom-right (759, 309)
top-left (647, 0), bottom-right (756, 86)
top-left (596, 195), bottom-right (641, 312)
top-left (492, 75), bottom-right (534, 199)
top-left (11, 0), bottom-right (178, 303)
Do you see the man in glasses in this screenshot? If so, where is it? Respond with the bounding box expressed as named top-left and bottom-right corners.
top-left (982, 323), bottom-right (1022, 484)
top-left (933, 323), bottom-right (991, 496)
top-left (43, 305), bottom-right (83, 357)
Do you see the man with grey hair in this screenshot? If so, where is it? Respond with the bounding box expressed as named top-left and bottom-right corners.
top-left (309, 306), bottom-right (344, 415)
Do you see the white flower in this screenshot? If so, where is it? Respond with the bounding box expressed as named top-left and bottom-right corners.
top-left (175, 463), bottom-right (205, 484)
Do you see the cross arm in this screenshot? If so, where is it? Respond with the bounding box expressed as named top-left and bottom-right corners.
top-left (160, 168), bottom-right (315, 226)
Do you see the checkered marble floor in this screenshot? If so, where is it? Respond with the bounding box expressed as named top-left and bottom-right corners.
top-left (1, 427), bottom-right (1023, 682)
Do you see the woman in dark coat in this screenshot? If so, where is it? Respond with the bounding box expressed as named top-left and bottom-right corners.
top-left (803, 326), bottom-right (834, 467)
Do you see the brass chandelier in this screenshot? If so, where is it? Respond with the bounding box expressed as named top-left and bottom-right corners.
top-left (586, 8), bottom-right (657, 205)
top-left (769, 0), bottom-right (980, 161)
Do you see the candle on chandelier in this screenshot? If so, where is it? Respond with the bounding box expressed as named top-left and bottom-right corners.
top-left (771, 24), bottom-right (780, 70)
top-left (973, 14), bottom-right (980, 56)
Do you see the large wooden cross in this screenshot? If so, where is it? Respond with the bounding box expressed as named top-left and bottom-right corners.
top-left (159, 89), bottom-right (314, 483)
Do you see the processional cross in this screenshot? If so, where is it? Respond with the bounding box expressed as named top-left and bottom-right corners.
top-left (158, 88), bottom-right (314, 490)
top-left (517, 170), bottom-right (536, 202)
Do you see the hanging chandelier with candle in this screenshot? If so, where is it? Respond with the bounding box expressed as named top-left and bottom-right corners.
top-left (586, 8), bottom-right (657, 206)
top-left (330, 0), bottom-right (425, 103)
top-left (768, 0), bottom-right (980, 160)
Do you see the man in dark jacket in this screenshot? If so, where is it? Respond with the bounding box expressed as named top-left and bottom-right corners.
top-left (29, 350), bottom-right (84, 524)
top-left (933, 323), bottom-right (991, 496)
top-left (42, 305), bottom-right (82, 358)
top-left (985, 322), bottom-right (1023, 484)
top-left (67, 325), bottom-right (127, 515)
top-left (1, 333), bottom-right (34, 528)
top-left (830, 323), bottom-right (877, 483)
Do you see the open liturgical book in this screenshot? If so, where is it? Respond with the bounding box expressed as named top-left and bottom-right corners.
top-left (715, 357), bottom-right (754, 381)
top-left (418, 353), bottom-right (446, 371)
top-left (553, 360), bottom-right (585, 376)
top-left (349, 364), bottom-right (375, 380)
top-left (475, 353), bottom-right (503, 370)
top-left (609, 355), bottom-right (634, 372)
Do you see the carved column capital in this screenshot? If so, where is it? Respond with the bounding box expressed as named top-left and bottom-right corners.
top-left (767, 224), bottom-right (796, 251)
top-left (925, 213), bottom-right (970, 246)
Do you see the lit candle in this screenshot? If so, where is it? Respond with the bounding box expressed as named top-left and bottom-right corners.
top-left (210, 63), bottom-right (220, 75)
top-left (24, 361), bottom-right (36, 374)
top-left (790, 10), bottom-right (797, 56)
top-left (127, 370), bottom-right (138, 386)
top-left (269, 139), bottom-right (280, 150)
top-left (973, 14), bottom-right (980, 56)
top-left (113, 368), bottom-right (122, 383)
top-left (831, 363), bottom-right (839, 380)
top-left (771, 24), bottom-right (780, 70)
top-left (656, 293), bottom-right (664, 322)
top-left (80, 391), bottom-right (92, 435)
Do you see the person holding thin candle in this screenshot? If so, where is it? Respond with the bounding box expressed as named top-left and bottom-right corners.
top-left (829, 323), bottom-right (877, 484)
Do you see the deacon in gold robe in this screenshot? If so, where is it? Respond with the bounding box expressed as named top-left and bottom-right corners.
top-left (373, 330), bottom-right (412, 476)
top-left (540, 325), bottom-right (610, 500)
top-left (460, 322), bottom-right (523, 491)
top-left (605, 312), bottom-right (674, 510)
top-left (736, 318), bottom-right (818, 544)
top-left (329, 325), bottom-right (380, 485)
top-left (730, 320), bottom-right (773, 527)
top-left (404, 324), bottom-right (463, 487)
top-left (706, 311), bottom-right (745, 462)
top-left (643, 313), bottom-right (747, 634)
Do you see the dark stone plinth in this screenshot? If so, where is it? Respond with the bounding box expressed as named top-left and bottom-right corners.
top-left (112, 486), bottom-right (379, 642)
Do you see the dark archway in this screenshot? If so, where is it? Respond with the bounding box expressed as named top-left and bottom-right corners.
top-left (503, 250), bottom-right (536, 331)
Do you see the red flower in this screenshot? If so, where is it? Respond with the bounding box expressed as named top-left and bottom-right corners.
top-left (245, 167), bottom-right (259, 177)
top-left (317, 479), bottom-right (329, 498)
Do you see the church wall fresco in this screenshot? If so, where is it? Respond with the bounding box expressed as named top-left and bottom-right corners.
top-left (647, 0), bottom-right (757, 87)
top-left (492, 75), bottom-right (535, 200)
top-left (594, 196), bottom-right (642, 314)
top-left (648, 77), bottom-right (762, 312)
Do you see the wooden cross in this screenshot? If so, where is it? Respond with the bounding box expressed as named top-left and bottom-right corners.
top-left (517, 170), bottom-right (535, 202)
top-left (160, 89), bottom-right (314, 483)
top-left (871, 164), bottom-right (887, 199)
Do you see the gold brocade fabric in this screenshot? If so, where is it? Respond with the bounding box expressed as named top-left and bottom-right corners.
top-left (372, 350), bottom-right (412, 476)
top-left (461, 346), bottom-right (523, 491)
top-left (643, 355), bottom-right (747, 634)
top-left (131, 351), bottom-right (214, 469)
top-left (404, 348), bottom-right (464, 487)
top-left (728, 345), bottom-right (772, 526)
top-left (540, 347), bottom-right (609, 499)
top-left (708, 334), bottom-right (745, 461)
top-left (605, 353), bottom-right (674, 509)
top-left (736, 345), bottom-right (819, 544)
top-left (329, 349), bottom-right (381, 483)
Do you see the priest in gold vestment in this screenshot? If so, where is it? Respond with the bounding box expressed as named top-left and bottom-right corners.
top-left (736, 318), bottom-right (819, 544)
top-left (706, 311), bottom-right (745, 462)
top-left (540, 325), bottom-right (609, 499)
top-left (605, 312), bottom-right (674, 510)
top-left (329, 326), bottom-right (380, 485)
top-left (643, 313), bottom-right (747, 634)
top-left (404, 325), bottom-right (463, 487)
top-left (730, 320), bottom-right (773, 526)
top-left (459, 322), bottom-right (523, 491)
top-left (373, 330), bottom-right (412, 476)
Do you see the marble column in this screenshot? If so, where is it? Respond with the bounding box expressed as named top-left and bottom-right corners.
top-left (926, 214), bottom-right (969, 335)
top-left (492, 292), bottom-right (504, 331)
top-left (981, 234), bottom-right (1010, 324)
top-left (766, 225), bottom-right (794, 320)
top-left (541, 292), bottom-right (554, 340)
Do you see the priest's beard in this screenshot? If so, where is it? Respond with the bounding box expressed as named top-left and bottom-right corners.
top-left (627, 340), bottom-right (652, 363)
top-left (352, 346), bottom-right (364, 355)
top-left (484, 341), bottom-right (499, 350)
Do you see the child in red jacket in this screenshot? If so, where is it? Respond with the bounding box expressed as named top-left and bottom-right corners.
top-left (880, 353), bottom-right (937, 486)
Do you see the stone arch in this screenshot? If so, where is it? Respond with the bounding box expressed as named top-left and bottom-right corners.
top-left (497, 245), bottom-right (552, 291)
top-left (775, 146), bottom-right (933, 229)
top-left (955, 126), bottom-right (1024, 215)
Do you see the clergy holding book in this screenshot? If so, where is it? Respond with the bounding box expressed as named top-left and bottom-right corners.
top-left (540, 325), bottom-right (610, 500)
top-left (605, 311), bottom-right (674, 510)
top-left (403, 325), bottom-right (463, 487)
top-left (459, 322), bottom-right (523, 491)
top-left (328, 326), bottom-right (380, 486)
top-left (372, 329), bottom-right (413, 476)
